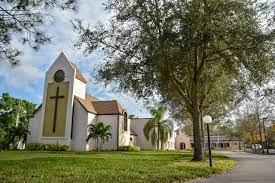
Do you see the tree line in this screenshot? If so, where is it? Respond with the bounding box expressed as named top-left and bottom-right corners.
top-left (0, 93), bottom-right (36, 149)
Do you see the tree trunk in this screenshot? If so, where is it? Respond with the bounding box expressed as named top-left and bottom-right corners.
top-left (191, 67), bottom-right (204, 161)
top-left (191, 108), bottom-right (204, 161)
top-left (251, 133), bottom-right (256, 152)
top-left (157, 124), bottom-right (160, 151)
top-left (200, 111), bottom-right (205, 151)
top-left (96, 137), bottom-right (99, 151)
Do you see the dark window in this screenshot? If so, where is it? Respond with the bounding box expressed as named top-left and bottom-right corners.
top-left (124, 112), bottom-right (128, 131)
top-left (180, 142), bottom-right (186, 150)
top-left (54, 70), bottom-right (65, 82)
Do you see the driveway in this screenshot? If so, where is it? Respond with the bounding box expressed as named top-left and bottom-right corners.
top-left (189, 151), bottom-right (275, 183)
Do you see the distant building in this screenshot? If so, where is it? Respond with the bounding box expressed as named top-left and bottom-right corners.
top-left (175, 128), bottom-right (192, 150)
top-left (189, 136), bottom-right (245, 151)
top-left (175, 127), bottom-right (245, 151)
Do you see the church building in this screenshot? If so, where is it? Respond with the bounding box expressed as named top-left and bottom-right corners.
top-left (27, 53), bottom-right (131, 151)
top-left (28, 52), bottom-right (177, 151)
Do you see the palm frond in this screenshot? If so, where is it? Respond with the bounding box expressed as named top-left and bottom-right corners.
top-left (143, 119), bottom-right (156, 140)
top-left (150, 129), bottom-right (157, 146)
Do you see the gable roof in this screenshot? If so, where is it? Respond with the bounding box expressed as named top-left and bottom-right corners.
top-left (70, 62), bottom-right (87, 83)
top-left (53, 52), bottom-right (87, 84)
top-left (75, 95), bottom-right (123, 115)
top-left (92, 100), bottom-right (123, 115)
top-left (75, 96), bottom-right (97, 114)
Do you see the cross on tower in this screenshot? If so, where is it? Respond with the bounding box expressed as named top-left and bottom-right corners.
top-left (50, 86), bottom-right (64, 132)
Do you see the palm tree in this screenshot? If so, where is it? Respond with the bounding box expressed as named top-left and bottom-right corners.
top-left (143, 107), bottom-right (173, 150)
top-left (86, 122), bottom-right (112, 151)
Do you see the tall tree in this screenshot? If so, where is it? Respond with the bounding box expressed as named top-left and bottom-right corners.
top-left (74, 0), bottom-right (275, 161)
top-left (0, 92), bottom-right (36, 149)
top-left (143, 107), bottom-right (173, 150)
top-left (86, 122), bottom-right (112, 151)
top-left (0, 0), bottom-right (76, 64)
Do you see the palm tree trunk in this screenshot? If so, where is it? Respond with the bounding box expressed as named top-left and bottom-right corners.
top-left (157, 124), bottom-right (160, 151)
top-left (96, 137), bottom-right (99, 151)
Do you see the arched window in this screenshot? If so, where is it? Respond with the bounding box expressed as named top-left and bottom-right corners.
top-left (123, 111), bottom-right (128, 132)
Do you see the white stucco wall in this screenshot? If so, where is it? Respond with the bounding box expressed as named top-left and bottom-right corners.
top-left (95, 115), bottom-right (119, 150)
top-left (86, 113), bottom-right (97, 151)
top-left (73, 78), bottom-right (86, 99)
top-left (70, 100), bottom-right (93, 151)
top-left (131, 118), bottom-right (176, 150)
top-left (27, 107), bottom-right (42, 143)
top-left (130, 118), bottom-right (156, 150)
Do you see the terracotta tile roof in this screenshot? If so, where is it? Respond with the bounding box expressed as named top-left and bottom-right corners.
top-left (75, 95), bottom-right (123, 115)
top-left (70, 62), bottom-right (87, 83)
top-left (75, 96), bottom-right (97, 114)
top-left (92, 100), bottom-right (123, 114)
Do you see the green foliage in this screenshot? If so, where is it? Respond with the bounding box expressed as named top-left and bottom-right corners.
top-left (26, 143), bottom-right (69, 151)
top-left (129, 145), bottom-right (141, 151)
top-left (87, 122), bottom-right (112, 151)
top-left (45, 144), bottom-right (69, 151)
top-left (0, 151), bottom-right (235, 183)
top-left (118, 145), bottom-right (141, 151)
top-left (118, 145), bottom-right (130, 151)
top-left (143, 107), bottom-right (173, 150)
top-left (74, 0), bottom-right (275, 161)
top-left (26, 143), bottom-right (46, 150)
top-left (0, 0), bottom-right (76, 64)
top-left (0, 92), bottom-right (36, 149)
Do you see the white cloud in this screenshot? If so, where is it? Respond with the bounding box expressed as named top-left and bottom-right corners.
top-left (0, 0), bottom-right (150, 117)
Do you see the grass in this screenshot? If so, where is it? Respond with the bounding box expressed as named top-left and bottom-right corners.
top-left (0, 150), bottom-right (236, 183)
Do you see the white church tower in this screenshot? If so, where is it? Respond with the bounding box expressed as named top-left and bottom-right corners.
top-left (28, 52), bottom-right (131, 151)
top-left (28, 52), bottom-right (87, 146)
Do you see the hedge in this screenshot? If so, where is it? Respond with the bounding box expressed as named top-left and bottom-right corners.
top-left (118, 145), bottom-right (141, 151)
top-left (26, 143), bottom-right (69, 151)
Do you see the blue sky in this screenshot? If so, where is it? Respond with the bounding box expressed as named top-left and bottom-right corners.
top-left (0, 0), bottom-right (150, 117)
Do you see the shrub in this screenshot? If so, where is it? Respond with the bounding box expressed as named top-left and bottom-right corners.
top-left (26, 143), bottom-right (46, 150)
top-left (26, 143), bottom-right (69, 151)
top-left (129, 145), bottom-right (141, 151)
top-left (118, 145), bottom-right (141, 151)
top-left (118, 145), bottom-right (130, 151)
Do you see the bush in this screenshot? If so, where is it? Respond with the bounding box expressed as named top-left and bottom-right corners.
top-left (118, 145), bottom-right (130, 151)
top-left (26, 143), bottom-right (46, 150)
top-left (26, 143), bottom-right (69, 151)
top-left (118, 145), bottom-right (141, 151)
top-left (129, 145), bottom-right (141, 151)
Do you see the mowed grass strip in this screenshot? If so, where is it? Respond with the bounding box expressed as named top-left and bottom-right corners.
top-left (0, 151), bottom-right (235, 183)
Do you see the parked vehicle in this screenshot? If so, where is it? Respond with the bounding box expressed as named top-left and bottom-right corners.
top-left (251, 144), bottom-right (262, 151)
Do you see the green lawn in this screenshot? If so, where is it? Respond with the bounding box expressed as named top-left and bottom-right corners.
top-left (0, 151), bottom-right (235, 183)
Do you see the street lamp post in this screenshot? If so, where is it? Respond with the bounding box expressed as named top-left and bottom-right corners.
top-left (203, 115), bottom-right (213, 167)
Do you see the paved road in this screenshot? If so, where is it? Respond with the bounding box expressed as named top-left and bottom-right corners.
top-left (189, 151), bottom-right (275, 183)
